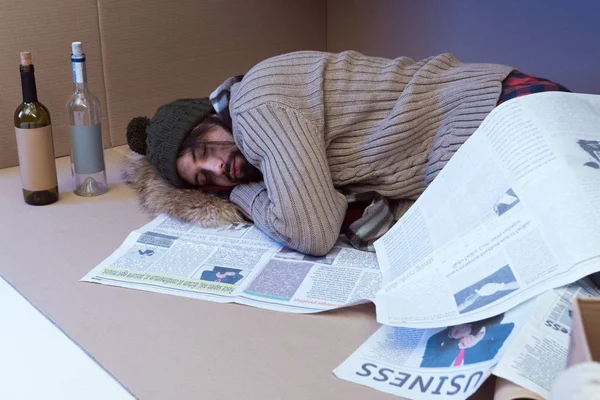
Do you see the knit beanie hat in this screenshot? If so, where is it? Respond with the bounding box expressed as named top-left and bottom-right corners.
top-left (126, 98), bottom-right (214, 188)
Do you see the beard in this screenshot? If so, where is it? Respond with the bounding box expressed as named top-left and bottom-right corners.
top-left (224, 150), bottom-right (263, 184)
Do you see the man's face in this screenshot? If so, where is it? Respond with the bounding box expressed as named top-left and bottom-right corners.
top-left (176, 125), bottom-right (262, 187)
top-left (449, 324), bottom-right (472, 339)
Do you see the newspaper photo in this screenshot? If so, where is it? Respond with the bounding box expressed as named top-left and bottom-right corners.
top-left (494, 278), bottom-right (600, 398)
top-left (374, 92), bottom-right (600, 328)
top-left (81, 214), bottom-right (381, 313)
top-left (333, 300), bottom-right (534, 400)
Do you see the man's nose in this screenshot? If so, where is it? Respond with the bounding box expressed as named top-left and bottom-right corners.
top-left (201, 157), bottom-right (225, 175)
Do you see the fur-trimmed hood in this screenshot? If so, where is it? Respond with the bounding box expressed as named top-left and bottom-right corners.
top-left (121, 152), bottom-right (246, 227)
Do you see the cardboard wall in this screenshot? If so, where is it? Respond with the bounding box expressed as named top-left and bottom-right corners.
top-left (0, 0), bottom-right (326, 169)
top-left (327, 0), bottom-right (600, 95)
top-left (0, 0), bottom-right (110, 170)
top-left (98, 0), bottom-right (326, 147)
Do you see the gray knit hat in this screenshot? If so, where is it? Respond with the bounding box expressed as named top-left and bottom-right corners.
top-left (126, 98), bottom-right (214, 188)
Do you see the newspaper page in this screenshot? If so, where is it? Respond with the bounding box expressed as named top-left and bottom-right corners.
top-left (333, 300), bottom-right (534, 400)
top-left (81, 214), bottom-right (381, 313)
top-left (493, 278), bottom-right (600, 398)
top-left (374, 92), bottom-right (600, 328)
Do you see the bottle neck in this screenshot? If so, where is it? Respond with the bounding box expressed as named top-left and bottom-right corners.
top-left (71, 56), bottom-right (88, 88)
top-left (74, 82), bottom-right (88, 93)
top-left (20, 65), bottom-right (38, 103)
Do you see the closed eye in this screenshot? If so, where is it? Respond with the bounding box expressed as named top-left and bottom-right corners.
top-left (195, 171), bottom-right (210, 186)
top-left (191, 144), bottom-right (206, 162)
top-left (192, 145), bottom-right (207, 186)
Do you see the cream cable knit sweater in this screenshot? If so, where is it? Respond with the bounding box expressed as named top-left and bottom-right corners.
top-left (229, 51), bottom-right (512, 255)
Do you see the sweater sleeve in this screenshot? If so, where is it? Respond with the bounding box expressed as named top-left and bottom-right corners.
top-left (230, 102), bottom-right (348, 256)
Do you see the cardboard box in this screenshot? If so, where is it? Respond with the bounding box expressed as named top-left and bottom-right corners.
top-left (567, 297), bottom-right (600, 367)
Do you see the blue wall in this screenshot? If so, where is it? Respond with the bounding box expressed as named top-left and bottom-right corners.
top-left (328, 0), bottom-right (600, 94)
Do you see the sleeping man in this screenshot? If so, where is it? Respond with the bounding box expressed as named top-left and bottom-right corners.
top-left (124, 51), bottom-right (569, 256)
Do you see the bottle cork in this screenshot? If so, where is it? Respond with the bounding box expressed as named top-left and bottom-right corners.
top-left (71, 42), bottom-right (83, 57)
top-left (20, 52), bottom-right (32, 66)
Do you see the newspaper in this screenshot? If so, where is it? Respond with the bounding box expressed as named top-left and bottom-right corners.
top-left (84, 92), bottom-right (600, 322)
top-left (374, 92), bottom-right (600, 328)
top-left (81, 214), bottom-right (381, 313)
top-left (494, 278), bottom-right (600, 398)
top-left (333, 279), bottom-right (600, 400)
top-left (333, 300), bottom-right (534, 400)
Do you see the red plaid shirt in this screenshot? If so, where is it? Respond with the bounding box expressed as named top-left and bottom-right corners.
top-left (497, 70), bottom-right (570, 106)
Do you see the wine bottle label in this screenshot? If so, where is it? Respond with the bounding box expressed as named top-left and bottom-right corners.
top-left (70, 124), bottom-right (105, 174)
top-left (15, 126), bottom-right (58, 191)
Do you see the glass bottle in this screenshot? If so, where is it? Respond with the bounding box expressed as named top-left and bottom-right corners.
top-left (66, 41), bottom-right (107, 196)
top-left (14, 51), bottom-right (59, 205)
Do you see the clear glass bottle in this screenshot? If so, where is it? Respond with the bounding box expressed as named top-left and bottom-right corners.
top-left (66, 41), bottom-right (107, 196)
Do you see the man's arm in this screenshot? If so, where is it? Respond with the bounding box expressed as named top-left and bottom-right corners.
top-left (230, 102), bottom-right (347, 256)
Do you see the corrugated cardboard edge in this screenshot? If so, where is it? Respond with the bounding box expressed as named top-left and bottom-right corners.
top-left (493, 377), bottom-right (543, 400)
top-left (567, 297), bottom-right (600, 367)
top-left (95, 0), bottom-right (113, 149)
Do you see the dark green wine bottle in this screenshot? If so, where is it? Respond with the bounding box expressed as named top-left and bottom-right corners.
top-left (14, 52), bottom-right (59, 205)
